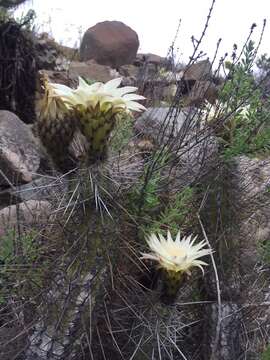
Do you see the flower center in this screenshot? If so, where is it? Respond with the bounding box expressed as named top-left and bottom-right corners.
top-left (166, 246), bottom-right (185, 258)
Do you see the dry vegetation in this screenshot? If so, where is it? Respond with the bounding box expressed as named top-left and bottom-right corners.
top-left (0, 0), bottom-right (270, 359)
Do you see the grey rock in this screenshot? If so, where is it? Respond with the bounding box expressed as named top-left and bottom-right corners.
top-left (0, 111), bottom-right (41, 186)
top-left (135, 107), bottom-right (218, 189)
top-left (134, 107), bottom-right (198, 140)
top-left (0, 176), bottom-right (68, 208)
top-left (231, 156), bottom-right (270, 269)
top-left (0, 200), bottom-right (51, 237)
top-left (205, 303), bottom-right (242, 360)
top-left (204, 156), bottom-right (270, 359)
top-left (165, 135), bottom-right (219, 189)
top-left (34, 33), bottom-right (60, 70)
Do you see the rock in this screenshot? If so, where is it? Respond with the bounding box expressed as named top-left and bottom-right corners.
top-left (121, 76), bottom-right (137, 86)
top-left (133, 53), bottom-right (166, 67)
top-left (135, 107), bottom-right (219, 188)
top-left (37, 69), bottom-right (72, 87)
top-left (34, 33), bottom-right (61, 70)
top-left (134, 107), bottom-right (197, 140)
top-left (203, 156), bottom-right (270, 359)
top-left (231, 156), bottom-right (270, 269)
top-left (183, 59), bottom-right (212, 81)
top-left (134, 53), bottom-right (166, 66)
top-left (69, 60), bottom-right (117, 83)
top-left (163, 84), bottom-right (177, 101)
top-left (0, 200), bottom-right (51, 237)
top-left (0, 325), bottom-right (28, 360)
top-left (80, 21), bottom-right (139, 68)
top-left (184, 80), bottom-right (219, 106)
top-left (204, 303), bottom-right (242, 360)
top-left (118, 64), bottom-right (139, 78)
top-left (0, 111), bottom-right (42, 186)
top-left (144, 53), bottom-right (166, 65)
top-left (0, 176), bottom-right (68, 208)
top-left (57, 44), bottom-right (79, 61)
top-left (169, 135), bottom-right (218, 189)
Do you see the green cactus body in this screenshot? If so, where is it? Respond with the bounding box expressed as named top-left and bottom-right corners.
top-left (37, 112), bottom-right (76, 171)
top-left (79, 111), bottom-right (116, 163)
top-left (161, 269), bottom-right (185, 302)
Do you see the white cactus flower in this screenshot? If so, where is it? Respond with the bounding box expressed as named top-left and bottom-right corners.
top-left (39, 78), bottom-right (72, 120)
top-left (51, 77), bottom-right (146, 115)
top-left (141, 231), bottom-right (212, 274)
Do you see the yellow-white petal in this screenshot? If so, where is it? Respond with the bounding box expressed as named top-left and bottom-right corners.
top-left (141, 230), bottom-right (212, 274)
top-left (103, 78), bottom-right (122, 92)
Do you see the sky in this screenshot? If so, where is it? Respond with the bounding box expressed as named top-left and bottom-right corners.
top-left (15, 0), bottom-right (270, 64)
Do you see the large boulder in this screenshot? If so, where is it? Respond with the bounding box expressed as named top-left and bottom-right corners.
top-left (80, 21), bottom-right (139, 68)
top-left (0, 111), bottom-right (42, 186)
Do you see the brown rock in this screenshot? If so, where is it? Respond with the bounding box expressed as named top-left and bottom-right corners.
top-left (118, 64), bottom-right (139, 78)
top-left (184, 59), bottom-right (212, 81)
top-left (69, 60), bottom-right (116, 83)
top-left (134, 53), bottom-right (166, 66)
top-left (80, 21), bottom-right (139, 68)
top-left (184, 80), bottom-right (218, 106)
top-left (37, 69), bottom-right (72, 87)
top-left (0, 111), bottom-right (41, 185)
top-left (58, 44), bottom-right (79, 61)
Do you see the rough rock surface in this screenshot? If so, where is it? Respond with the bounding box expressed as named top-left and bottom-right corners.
top-left (0, 176), bottom-right (68, 209)
top-left (118, 64), bottom-right (139, 78)
top-left (204, 156), bottom-right (270, 360)
top-left (134, 107), bottom-right (197, 140)
top-left (0, 111), bottom-right (41, 185)
top-left (135, 107), bottom-right (218, 189)
top-left (80, 21), bottom-right (139, 68)
top-left (134, 53), bottom-right (166, 67)
top-left (0, 200), bottom-right (51, 237)
top-left (184, 80), bottom-right (218, 106)
top-left (34, 33), bottom-right (60, 70)
top-left (69, 60), bottom-right (117, 82)
top-left (183, 59), bottom-right (212, 81)
top-left (231, 156), bottom-right (270, 270)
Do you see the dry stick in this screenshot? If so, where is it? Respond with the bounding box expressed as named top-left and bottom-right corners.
top-left (197, 212), bottom-right (221, 360)
top-left (136, 0), bottom-right (217, 213)
top-left (139, 0), bottom-right (217, 208)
